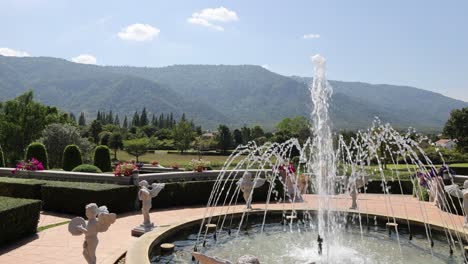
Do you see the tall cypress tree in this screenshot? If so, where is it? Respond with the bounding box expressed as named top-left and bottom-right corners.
top-left (123, 115), bottom-right (128, 129)
top-left (114, 114), bottom-right (120, 127)
top-left (140, 107), bottom-right (148, 126)
top-left (78, 112), bottom-right (86, 126)
top-left (107, 110), bottom-right (113, 125)
top-left (132, 111), bottom-right (140, 127)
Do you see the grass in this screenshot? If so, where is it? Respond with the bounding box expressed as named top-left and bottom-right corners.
top-left (37, 220), bottom-right (70, 232)
top-left (115, 150), bottom-right (233, 169)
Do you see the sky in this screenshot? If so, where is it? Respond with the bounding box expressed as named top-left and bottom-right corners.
top-left (1, 0), bottom-right (467, 101)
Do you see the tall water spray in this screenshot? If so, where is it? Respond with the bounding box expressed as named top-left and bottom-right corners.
top-left (309, 54), bottom-right (338, 256)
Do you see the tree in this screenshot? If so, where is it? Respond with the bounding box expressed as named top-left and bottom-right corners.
top-left (109, 132), bottom-right (124, 160)
top-left (114, 114), bottom-right (120, 127)
top-left (78, 112), bottom-right (86, 126)
top-left (251, 125), bottom-right (265, 140)
top-left (444, 107), bottom-right (468, 153)
top-left (69, 113), bottom-right (76, 124)
top-left (0, 145), bottom-right (4, 167)
top-left (62, 145), bottom-right (83, 171)
top-left (132, 111), bottom-right (140, 127)
top-left (0, 91), bottom-right (68, 165)
top-left (140, 108), bottom-right (148, 126)
top-left (123, 138), bottom-right (149, 162)
top-left (99, 131), bottom-right (112, 146)
top-left (123, 115), bottom-right (128, 129)
top-left (217, 125), bottom-right (232, 154)
top-left (241, 126), bottom-right (251, 144)
top-left (40, 123), bottom-right (90, 168)
top-left (233, 129), bottom-right (243, 147)
top-left (172, 120), bottom-right (195, 153)
top-left (275, 116), bottom-right (310, 143)
top-left (89, 120), bottom-right (102, 144)
top-left (93, 145), bottom-right (112, 172)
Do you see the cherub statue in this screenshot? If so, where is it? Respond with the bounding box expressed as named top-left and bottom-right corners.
top-left (237, 172), bottom-right (266, 209)
top-left (139, 180), bottom-right (165, 229)
top-left (192, 252), bottom-right (260, 264)
top-left (347, 173), bottom-right (369, 209)
top-left (445, 180), bottom-right (468, 227)
top-left (68, 203), bottom-right (116, 264)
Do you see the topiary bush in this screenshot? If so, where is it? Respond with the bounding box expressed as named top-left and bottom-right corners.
top-left (72, 164), bottom-right (102, 173)
top-left (41, 182), bottom-right (137, 216)
top-left (62, 145), bottom-right (83, 171)
top-left (25, 142), bottom-right (48, 169)
top-left (0, 145), bottom-right (4, 167)
top-left (0, 177), bottom-right (46, 199)
top-left (0, 196), bottom-right (41, 246)
top-left (93, 145), bottom-right (112, 172)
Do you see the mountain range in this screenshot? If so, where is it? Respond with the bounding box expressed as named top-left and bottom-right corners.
top-left (0, 55), bottom-right (466, 131)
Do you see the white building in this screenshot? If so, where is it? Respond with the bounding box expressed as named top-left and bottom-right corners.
top-left (435, 139), bottom-right (457, 150)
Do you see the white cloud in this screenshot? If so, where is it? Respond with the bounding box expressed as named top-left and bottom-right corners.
top-left (71, 54), bottom-right (97, 64)
top-left (0, 47), bottom-right (30, 57)
top-left (303, 34), bottom-right (321, 39)
top-left (188, 7), bottom-right (238, 31)
top-left (261, 64), bottom-right (269, 70)
top-left (118, 23), bottom-right (160, 41)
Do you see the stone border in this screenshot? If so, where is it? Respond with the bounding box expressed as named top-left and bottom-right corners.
top-left (124, 208), bottom-right (468, 264)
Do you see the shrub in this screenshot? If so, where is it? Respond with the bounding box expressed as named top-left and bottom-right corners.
top-left (0, 145), bottom-right (5, 167)
top-left (93, 145), bottom-right (112, 172)
top-left (0, 177), bottom-right (46, 199)
top-left (41, 182), bottom-right (137, 216)
top-left (0, 196), bottom-right (41, 246)
top-left (72, 164), bottom-right (102, 173)
top-left (63, 145), bottom-right (83, 171)
top-left (25, 142), bottom-right (48, 169)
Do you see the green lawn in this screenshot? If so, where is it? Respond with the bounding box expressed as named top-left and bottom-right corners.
top-left (115, 150), bottom-right (233, 169)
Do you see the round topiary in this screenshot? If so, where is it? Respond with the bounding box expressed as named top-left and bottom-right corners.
top-left (72, 164), bottom-right (102, 173)
top-left (25, 142), bottom-right (48, 169)
top-left (63, 145), bottom-right (83, 171)
top-left (93, 145), bottom-right (112, 172)
top-left (0, 145), bottom-right (5, 167)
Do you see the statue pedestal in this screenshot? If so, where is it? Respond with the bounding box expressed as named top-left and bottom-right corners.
top-left (131, 223), bottom-right (154, 237)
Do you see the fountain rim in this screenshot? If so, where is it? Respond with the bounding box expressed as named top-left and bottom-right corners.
top-left (123, 207), bottom-right (468, 264)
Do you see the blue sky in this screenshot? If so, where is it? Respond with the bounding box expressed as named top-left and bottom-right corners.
top-left (1, 0), bottom-right (467, 101)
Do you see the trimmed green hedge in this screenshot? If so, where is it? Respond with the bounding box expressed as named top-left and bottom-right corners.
top-left (363, 180), bottom-right (414, 195)
top-left (152, 179), bottom-right (284, 209)
top-left (41, 181), bottom-right (137, 216)
top-left (63, 145), bottom-right (83, 171)
top-left (0, 177), bottom-right (137, 216)
top-left (0, 177), bottom-right (46, 199)
top-left (0, 145), bottom-right (5, 167)
top-left (0, 196), bottom-right (41, 246)
top-left (72, 164), bottom-right (102, 173)
top-left (25, 142), bottom-right (49, 169)
top-left (94, 145), bottom-right (112, 172)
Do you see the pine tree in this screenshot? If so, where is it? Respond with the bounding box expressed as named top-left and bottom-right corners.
top-left (78, 112), bottom-right (86, 126)
top-left (140, 107), bottom-right (148, 126)
top-left (114, 114), bottom-right (120, 127)
top-left (97, 111), bottom-right (101, 122)
top-left (159, 113), bottom-right (164, 128)
top-left (123, 115), bottom-right (128, 129)
top-left (169, 113), bottom-right (174, 128)
top-left (132, 111), bottom-right (140, 127)
top-left (69, 112), bottom-right (76, 123)
top-left (107, 110), bottom-right (113, 125)
top-left (181, 113), bottom-right (186, 122)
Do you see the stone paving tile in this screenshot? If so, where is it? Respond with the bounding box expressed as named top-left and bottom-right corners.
top-left (0, 194), bottom-right (467, 264)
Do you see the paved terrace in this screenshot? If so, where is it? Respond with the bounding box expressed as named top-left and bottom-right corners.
top-left (0, 194), bottom-right (467, 264)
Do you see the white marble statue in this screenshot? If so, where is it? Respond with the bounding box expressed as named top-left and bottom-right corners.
top-left (237, 172), bottom-right (266, 209)
top-left (444, 180), bottom-right (468, 227)
top-left (68, 203), bottom-right (116, 264)
top-left (192, 252), bottom-right (260, 264)
top-left (347, 174), bottom-right (369, 209)
top-left (139, 180), bottom-right (165, 228)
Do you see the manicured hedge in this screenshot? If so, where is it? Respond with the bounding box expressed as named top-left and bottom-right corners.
top-left (0, 177), bottom-right (137, 216)
top-left (0, 196), bottom-right (41, 246)
top-left (363, 180), bottom-right (414, 195)
top-left (152, 179), bottom-right (284, 209)
top-left (63, 145), bottom-right (83, 171)
top-left (0, 177), bottom-right (46, 199)
top-left (25, 142), bottom-right (49, 169)
top-left (0, 146), bottom-right (5, 167)
top-left (94, 145), bottom-right (112, 172)
top-left (453, 167), bottom-right (468, 176)
top-left (72, 164), bottom-right (102, 173)
top-left (41, 181), bottom-right (137, 216)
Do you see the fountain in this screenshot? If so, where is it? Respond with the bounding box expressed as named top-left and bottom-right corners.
top-left (146, 55), bottom-right (468, 263)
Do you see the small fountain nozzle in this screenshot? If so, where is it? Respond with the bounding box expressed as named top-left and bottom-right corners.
top-left (317, 235), bottom-right (323, 255)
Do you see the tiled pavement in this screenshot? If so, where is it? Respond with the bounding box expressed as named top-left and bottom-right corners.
top-left (0, 194), bottom-right (466, 264)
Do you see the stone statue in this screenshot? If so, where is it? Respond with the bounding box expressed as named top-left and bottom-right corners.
top-left (237, 172), bottom-right (266, 209)
top-left (347, 174), bottom-right (369, 209)
top-left (445, 180), bottom-right (468, 227)
top-left (192, 252), bottom-right (260, 264)
top-left (68, 203), bottom-right (116, 264)
top-left (139, 180), bottom-right (165, 229)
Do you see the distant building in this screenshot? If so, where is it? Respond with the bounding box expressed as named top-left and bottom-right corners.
top-left (435, 139), bottom-right (457, 150)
